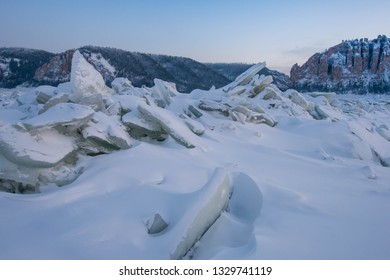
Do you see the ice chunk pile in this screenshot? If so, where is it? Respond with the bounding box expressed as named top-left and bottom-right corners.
top-left (189, 63), bottom-right (390, 169)
top-left (191, 62), bottom-right (360, 127)
top-left (0, 50), bottom-right (207, 192)
top-left (192, 62), bottom-right (286, 127)
top-left (1, 52), bottom-right (390, 193)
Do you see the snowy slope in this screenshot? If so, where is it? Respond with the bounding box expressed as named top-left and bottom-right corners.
top-left (0, 56), bottom-right (390, 260)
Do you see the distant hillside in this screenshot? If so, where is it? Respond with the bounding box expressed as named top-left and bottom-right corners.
top-left (206, 63), bottom-right (291, 91)
top-left (1, 46), bottom-right (293, 92)
top-left (77, 46), bottom-right (231, 92)
top-left (0, 48), bottom-right (54, 88)
top-left (290, 35), bottom-right (390, 94)
top-left (1, 46), bottom-right (230, 92)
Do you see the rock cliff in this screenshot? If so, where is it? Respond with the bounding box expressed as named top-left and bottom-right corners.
top-left (291, 35), bottom-right (390, 93)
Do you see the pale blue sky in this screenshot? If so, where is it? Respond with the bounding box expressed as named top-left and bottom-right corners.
top-left (1, 0), bottom-right (389, 74)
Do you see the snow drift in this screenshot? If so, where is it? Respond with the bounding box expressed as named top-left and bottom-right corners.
top-left (0, 52), bottom-right (389, 260)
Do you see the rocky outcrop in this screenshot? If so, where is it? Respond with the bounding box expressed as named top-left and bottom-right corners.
top-left (291, 35), bottom-right (390, 93)
top-left (34, 50), bottom-right (74, 84)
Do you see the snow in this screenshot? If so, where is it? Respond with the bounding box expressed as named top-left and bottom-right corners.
top-left (329, 52), bottom-right (346, 65)
top-left (1, 54), bottom-right (390, 260)
top-left (90, 53), bottom-right (116, 76)
top-left (0, 108), bottom-right (26, 123)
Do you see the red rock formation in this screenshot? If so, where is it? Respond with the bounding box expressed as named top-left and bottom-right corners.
top-left (291, 35), bottom-right (390, 93)
top-left (34, 50), bottom-right (74, 84)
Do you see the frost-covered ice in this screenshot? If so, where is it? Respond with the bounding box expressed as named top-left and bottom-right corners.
top-left (171, 167), bottom-right (230, 259)
top-left (82, 111), bottom-right (133, 150)
top-left (0, 58), bottom-right (390, 260)
top-left (111, 77), bottom-right (133, 94)
top-left (0, 124), bottom-right (75, 168)
top-left (70, 50), bottom-right (112, 101)
top-left (22, 103), bottom-right (94, 130)
top-left (137, 103), bottom-right (199, 148)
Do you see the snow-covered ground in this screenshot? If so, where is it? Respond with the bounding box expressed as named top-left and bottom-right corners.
top-left (0, 52), bottom-right (389, 260)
